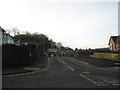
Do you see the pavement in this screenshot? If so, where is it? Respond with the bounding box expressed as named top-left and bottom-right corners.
top-left (2, 56), bottom-right (48, 76)
top-left (74, 57), bottom-right (120, 67)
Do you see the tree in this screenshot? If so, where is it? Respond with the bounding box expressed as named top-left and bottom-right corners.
top-left (6, 29), bottom-right (11, 34)
top-left (14, 32), bottom-right (55, 49)
top-left (75, 48), bottom-right (78, 52)
top-left (56, 42), bottom-right (62, 49)
top-left (12, 28), bottom-right (19, 36)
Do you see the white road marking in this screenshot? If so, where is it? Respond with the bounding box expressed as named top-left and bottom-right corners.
top-left (58, 59), bottom-right (61, 61)
top-left (84, 62), bottom-right (88, 64)
top-left (112, 83), bottom-right (119, 86)
top-left (62, 61), bottom-right (66, 64)
top-left (103, 80), bottom-right (118, 84)
top-left (67, 66), bottom-right (74, 71)
top-left (97, 83), bottom-right (108, 86)
top-left (79, 74), bottom-right (97, 85)
top-left (57, 57), bottom-right (119, 87)
top-left (114, 63), bottom-right (120, 65)
top-left (96, 82), bottom-right (108, 86)
top-left (82, 72), bottom-right (90, 74)
top-left (57, 58), bottom-right (66, 64)
top-left (102, 79), bottom-right (119, 86)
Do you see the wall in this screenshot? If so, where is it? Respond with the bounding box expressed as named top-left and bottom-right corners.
top-left (90, 52), bottom-right (120, 61)
top-left (2, 44), bottom-right (38, 68)
top-left (109, 38), bottom-right (116, 51)
top-left (7, 36), bottom-right (14, 44)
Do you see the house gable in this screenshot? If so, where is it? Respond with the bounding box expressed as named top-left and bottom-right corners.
top-left (115, 35), bottom-right (120, 51)
top-left (108, 35), bottom-right (120, 51)
top-left (108, 36), bottom-right (118, 45)
top-left (0, 27), bottom-right (14, 45)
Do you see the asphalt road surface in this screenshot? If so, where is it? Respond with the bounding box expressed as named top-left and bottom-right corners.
top-left (2, 57), bottom-right (119, 88)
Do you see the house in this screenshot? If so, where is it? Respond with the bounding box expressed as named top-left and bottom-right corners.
top-left (3, 34), bottom-right (14, 44)
top-left (115, 36), bottom-right (120, 51)
top-left (108, 35), bottom-right (120, 51)
top-left (47, 48), bottom-right (59, 56)
top-left (60, 47), bottom-right (74, 57)
top-left (0, 26), bottom-right (14, 45)
top-left (0, 27), bottom-right (4, 45)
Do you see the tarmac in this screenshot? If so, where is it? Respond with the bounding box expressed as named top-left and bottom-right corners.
top-left (2, 56), bottom-right (120, 76)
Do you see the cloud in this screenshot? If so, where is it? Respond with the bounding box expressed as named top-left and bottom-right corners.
top-left (0, 1), bottom-right (118, 49)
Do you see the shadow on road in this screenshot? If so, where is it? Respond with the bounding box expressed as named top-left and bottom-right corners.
top-left (2, 56), bottom-right (48, 75)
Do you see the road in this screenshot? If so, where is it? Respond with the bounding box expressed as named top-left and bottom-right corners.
top-left (2, 57), bottom-right (119, 88)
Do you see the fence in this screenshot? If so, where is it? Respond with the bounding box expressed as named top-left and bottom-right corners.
top-left (2, 44), bottom-right (37, 68)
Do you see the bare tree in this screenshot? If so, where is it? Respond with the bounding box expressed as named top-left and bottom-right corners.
top-left (12, 27), bottom-right (19, 36)
top-left (56, 42), bottom-right (62, 49)
top-left (6, 29), bottom-right (11, 34)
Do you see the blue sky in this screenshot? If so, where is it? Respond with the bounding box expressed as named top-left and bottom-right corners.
top-left (0, 0), bottom-right (119, 49)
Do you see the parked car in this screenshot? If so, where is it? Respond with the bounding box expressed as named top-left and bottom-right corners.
top-left (51, 54), bottom-right (54, 57)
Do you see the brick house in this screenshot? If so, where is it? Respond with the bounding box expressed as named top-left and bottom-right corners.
top-left (108, 35), bottom-right (120, 51)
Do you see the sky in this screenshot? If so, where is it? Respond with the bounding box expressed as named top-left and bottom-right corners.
top-left (0, 0), bottom-right (119, 49)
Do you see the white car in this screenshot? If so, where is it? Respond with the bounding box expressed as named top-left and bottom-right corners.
top-left (51, 54), bottom-right (54, 57)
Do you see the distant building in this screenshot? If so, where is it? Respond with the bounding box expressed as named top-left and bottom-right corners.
top-left (60, 47), bottom-right (74, 57)
top-left (47, 48), bottom-right (59, 56)
top-left (108, 35), bottom-right (120, 51)
top-left (47, 48), bottom-right (58, 53)
top-left (0, 27), bottom-right (14, 45)
top-left (14, 39), bottom-right (28, 46)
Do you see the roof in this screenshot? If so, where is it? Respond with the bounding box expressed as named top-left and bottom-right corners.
top-left (111, 36), bottom-right (118, 42)
top-left (0, 26), bottom-right (5, 33)
top-left (0, 26), bottom-right (14, 39)
top-left (108, 35), bottom-right (120, 45)
top-left (5, 33), bottom-right (14, 38)
top-left (115, 35), bottom-right (120, 43)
